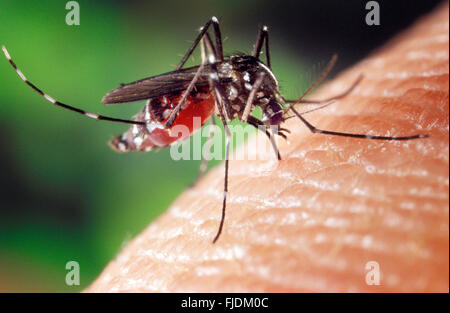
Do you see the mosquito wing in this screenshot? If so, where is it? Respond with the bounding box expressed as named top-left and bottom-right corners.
top-left (101, 64), bottom-right (221, 105)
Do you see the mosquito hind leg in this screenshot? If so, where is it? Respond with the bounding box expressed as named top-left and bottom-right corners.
top-left (1, 45), bottom-right (145, 126)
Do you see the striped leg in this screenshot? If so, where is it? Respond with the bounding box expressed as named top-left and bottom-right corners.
top-left (2, 46), bottom-right (144, 126)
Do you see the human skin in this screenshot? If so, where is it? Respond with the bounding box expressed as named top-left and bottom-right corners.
top-left (88, 3), bottom-right (449, 292)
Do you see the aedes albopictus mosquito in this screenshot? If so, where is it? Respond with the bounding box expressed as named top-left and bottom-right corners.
top-left (2, 17), bottom-right (428, 243)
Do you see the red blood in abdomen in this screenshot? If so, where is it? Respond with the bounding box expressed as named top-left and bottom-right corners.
top-left (138, 88), bottom-right (214, 147)
top-left (143, 91), bottom-right (215, 148)
top-left (110, 88), bottom-right (215, 152)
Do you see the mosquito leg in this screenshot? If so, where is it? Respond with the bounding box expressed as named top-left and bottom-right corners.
top-left (252, 26), bottom-right (266, 58)
top-left (247, 116), bottom-right (282, 160)
top-left (241, 73), bottom-right (265, 123)
top-left (187, 39), bottom-right (216, 188)
top-left (199, 116), bottom-right (216, 176)
top-left (208, 62), bottom-right (232, 121)
top-left (200, 31), bottom-right (220, 65)
top-left (264, 27), bottom-right (271, 69)
top-left (192, 37), bottom-right (222, 187)
top-left (1, 46), bottom-right (145, 126)
top-left (280, 101), bottom-right (336, 126)
top-left (252, 26), bottom-right (271, 68)
top-left (188, 35), bottom-right (224, 187)
top-left (176, 16), bottom-right (222, 70)
top-left (278, 127), bottom-right (291, 138)
top-left (200, 36), bottom-right (208, 65)
top-left (290, 106), bottom-right (428, 140)
top-left (202, 32), bottom-right (217, 60)
top-left (176, 18), bottom-right (212, 70)
top-left (165, 20), bottom-right (222, 128)
top-left (164, 61), bottom-right (206, 128)
top-left (190, 116), bottom-right (216, 187)
top-left (211, 17), bottom-right (224, 62)
top-left (194, 32), bottom-right (214, 180)
top-left (206, 65), bottom-right (234, 243)
top-left (212, 102), bottom-right (231, 244)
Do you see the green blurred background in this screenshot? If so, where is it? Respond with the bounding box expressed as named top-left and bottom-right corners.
top-left (0, 0), bottom-right (442, 292)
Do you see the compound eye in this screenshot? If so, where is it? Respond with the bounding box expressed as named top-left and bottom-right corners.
top-left (269, 111), bottom-right (283, 125)
top-left (262, 99), bottom-right (284, 125)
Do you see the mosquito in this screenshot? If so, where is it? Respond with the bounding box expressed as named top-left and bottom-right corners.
top-left (2, 17), bottom-right (428, 243)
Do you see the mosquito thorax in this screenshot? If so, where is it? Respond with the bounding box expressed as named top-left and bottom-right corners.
top-left (217, 55), bottom-right (279, 119)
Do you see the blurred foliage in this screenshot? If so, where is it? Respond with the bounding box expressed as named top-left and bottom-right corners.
top-left (0, 0), bottom-right (442, 292)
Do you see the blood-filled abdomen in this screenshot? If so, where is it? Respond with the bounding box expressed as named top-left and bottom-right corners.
top-left (110, 86), bottom-right (215, 152)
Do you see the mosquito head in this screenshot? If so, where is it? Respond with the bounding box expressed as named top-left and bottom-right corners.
top-left (262, 98), bottom-right (284, 126)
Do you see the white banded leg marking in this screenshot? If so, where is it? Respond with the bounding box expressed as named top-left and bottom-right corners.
top-left (85, 112), bottom-right (99, 119)
top-left (44, 94), bottom-right (56, 103)
top-left (16, 68), bottom-right (27, 81)
top-left (1, 45), bottom-right (144, 125)
top-left (2, 45), bottom-right (11, 60)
